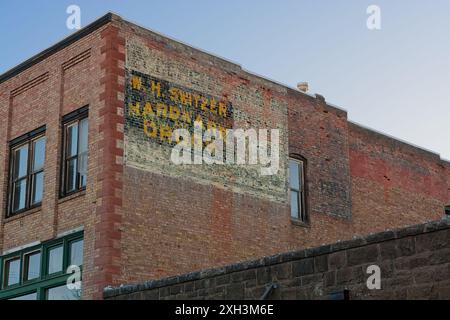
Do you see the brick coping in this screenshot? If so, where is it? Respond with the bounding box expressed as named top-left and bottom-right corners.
top-left (103, 218), bottom-right (450, 298)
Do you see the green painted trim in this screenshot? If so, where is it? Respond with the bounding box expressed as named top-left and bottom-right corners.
top-left (0, 231), bottom-right (83, 300)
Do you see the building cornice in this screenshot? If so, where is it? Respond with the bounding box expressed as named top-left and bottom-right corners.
top-left (0, 12), bottom-right (115, 84)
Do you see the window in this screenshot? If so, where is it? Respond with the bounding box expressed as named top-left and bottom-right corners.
top-left (8, 127), bottom-right (46, 216)
top-left (9, 292), bottom-right (37, 300)
top-left (0, 232), bottom-right (83, 300)
top-left (24, 251), bottom-right (41, 281)
top-left (4, 257), bottom-right (20, 287)
top-left (69, 239), bottom-right (84, 266)
top-left (47, 245), bottom-right (63, 274)
top-left (289, 157), bottom-right (307, 222)
top-left (46, 284), bottom-right (81, 300)
top-left (61, 107), bottom-right (89, 197)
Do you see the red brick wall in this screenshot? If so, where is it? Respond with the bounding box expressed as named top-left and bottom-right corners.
top-left (116, 17), bottom-right (450, 288)
top-left (0, 14), bottom-right (449, 300)
top-left (287, 91), bottom-right (352, 219)
top-left (446, 162), bottom-right (450, 202)
top-left (349, 122), bottom-right (447, 231)
top-left (0, 19), bottom-right (120, 299)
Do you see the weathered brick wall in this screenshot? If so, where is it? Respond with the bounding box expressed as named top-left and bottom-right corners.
top-left (446, 161), bottom-right (450, 202)
top-left (104, 219), bottom-right (450, 300)
top-left (123, 35), bottom-right (288, 203)
top-left (0, 35), bottom-right (102, 250)
top-left (116, 16), bottom-right (449, 289)
top-left (116, 17), bottom-right (362, 286)
top-left (287, 91), bottom-right (352, 219)
top-left (349, 122), bottom-right (448, 232)
top-left (0, 15), bottom-right (125, 299)
top-left (1, 13), bottom-right (449, 301)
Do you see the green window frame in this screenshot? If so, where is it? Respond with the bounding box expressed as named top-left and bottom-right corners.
top-left (0, 231), bottom-right (83, 300)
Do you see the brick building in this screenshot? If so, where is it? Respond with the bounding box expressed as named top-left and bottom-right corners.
top-left (0, 13), bottom-right (448, 300)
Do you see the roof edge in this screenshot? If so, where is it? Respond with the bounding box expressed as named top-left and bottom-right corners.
top-left (0, 12), bottom-right (115, 84)
top-left (348, 120), bottom-right (445, 159)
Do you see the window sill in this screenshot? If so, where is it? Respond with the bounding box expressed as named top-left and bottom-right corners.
top-left (290, 218), bottom-right (310, 228)
top-left (58, 190), bottom-right (86, 204)
top-left (4, 206), bottom-right (42, 223)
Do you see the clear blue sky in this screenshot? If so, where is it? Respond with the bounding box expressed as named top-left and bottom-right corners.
top-left (1, 1), bottom-right (449, 159)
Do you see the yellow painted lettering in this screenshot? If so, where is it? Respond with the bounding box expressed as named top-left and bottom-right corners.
top-left (218, 125), bottom-right (227, 139)
top-left (131, 76), bottom-right (141, 90)
top-left (181, 109), bottom-right (193, 124)
top-left (159, 124), bottom-right (172, 142)
top-left (128, 102), bottom-right (141, 116)
top-left (207, 120), bottom-right (217, 129)
top-left (200, 96), bottom-right (208, 111)
top-left (219, 102), bottom-right (227, 117)
top-left (143, 120), bottom-right (157, 138)
top-left (156, 103), bottom-right (168, 118)
top-left (195, 114), bottom-right (204, 127)
top-left (169, 105), bottom-right (180, 121)
top-left (209, 98), bottom-right (217, 114)
top-left (169, 87), bottom-right (178, 103)
top-left (180, 91), bottom-right (192, 107)
top-left (151, 80), bottom-right (161, 98)
top-left (142, 102), bottom-right (155, 118)
top-left (193, 94), bottom-right (201, 108)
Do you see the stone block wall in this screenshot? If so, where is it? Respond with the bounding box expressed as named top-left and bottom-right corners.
top-left (104, 219), bottom-right (450, 300)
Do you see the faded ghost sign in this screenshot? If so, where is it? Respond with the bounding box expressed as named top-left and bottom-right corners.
top-left (124, 38), bottom-right (287, 202)
top-left (126, 69), bottom-right (233, 145)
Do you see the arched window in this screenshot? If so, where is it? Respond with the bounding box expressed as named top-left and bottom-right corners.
top-left (289, 156), bottom-right (307, 222)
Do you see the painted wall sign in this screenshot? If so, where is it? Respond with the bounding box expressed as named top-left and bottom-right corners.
top-left (124, 38), bottom-right (287, 202)
top-left (125, 69), bottom-right (233, 146)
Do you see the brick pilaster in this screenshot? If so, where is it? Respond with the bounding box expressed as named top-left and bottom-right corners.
top-left (92, 24), bottom-right (125, 299)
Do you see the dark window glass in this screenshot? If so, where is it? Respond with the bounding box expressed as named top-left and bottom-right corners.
top-left (5, 258), bottom-right (21, 287)
top-left (48, 245), bottom-right (63, 274)
top-left (31, 172), bottom-right (44, 204)
top-left (290, 190), bottom-right (299, 218)
top-left (9, 131), bottom-right (46, 215)
top-left (46, 284), bottom-right (81, 300)
top-left (67, 158), bottom-right (78, 192)
top-left (70, 239), bottom-right (84, 266)
top-left (12, 145), bottom-right (29, 212)
top-left (24, 251), bottom-right (41, 281)
top-left (31, 137), bottom-right (46, 205)
top-left (13, 179), bottom-right (27, 212)
top-left (78, 118), bottom-right (89, 188)
top-left (289, 160), bottom-right (299, 190)
top-left (32, 137), bottom-right (46, 171)
top-left (9, 292), bottom-right (37, 300)
top-left (289, 158), bottom-right (307, 222)
top-left (14, 145), bottom-right (29, 179)
top-left (62, 111), bottom-right (88, 196)
top-left (67, 123), bottom-right (78, 157)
